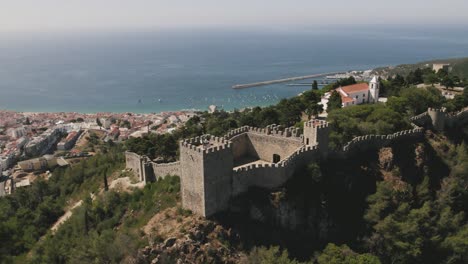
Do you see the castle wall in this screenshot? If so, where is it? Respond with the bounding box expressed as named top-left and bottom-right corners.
top-left (342, 128), bottom-right (424, 153)
top-left (410, 112), bottom-right (432, 127)
top-left (245, 133), bottom-right (303, 163)
top-left (179, 141), bottom-right (206, 216)
top-left (447, 107), bottom-right (468, 127)
top-left (232, 145), bottom-right (319, 196)
top-left (125, 151), bottom-right (145, 181)
top-left (152, 162), bottom-right (181, 179)
top-left (203, 146), bottom-right (234, 217)
top-left (231, 133), bottom-right (257, 162)
top-left (126, 107), bottom-right (468, 218)
top-left (428, 108), bottom-right (446, 131)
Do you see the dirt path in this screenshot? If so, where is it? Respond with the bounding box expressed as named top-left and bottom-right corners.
top-left (109, 176), bottom-right (145, 192)
top-left (49, 176), bottom-right (144, 233)
top-left (50, 200), bottom-right (83, 232)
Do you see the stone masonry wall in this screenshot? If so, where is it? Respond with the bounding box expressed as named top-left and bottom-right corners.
top-left (203, 145), bottom-right (234, 217)
top-left (243, 133), bottom-right (303, 162)
top-left (125, 151), bottom-right (145, 181)
top-left (125, 107), bottom-right (468, 217)
top-left (179, 140), bottom-right (206, 216)
top-left (231, 133), bottom-right (256, 163)
top-left (342, 127), bottom-right (424, 153)
top-left (410, 112), bottom-right (431, 127)
top-left (152, 162), bottom-right (181, 179)
top-left (232, 145), bottom-right (319, 196)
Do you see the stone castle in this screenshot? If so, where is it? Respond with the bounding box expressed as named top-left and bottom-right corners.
top-left (126, 107), bottom-right (468, 217)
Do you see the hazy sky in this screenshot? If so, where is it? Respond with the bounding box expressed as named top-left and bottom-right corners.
top-left (2, 0), bottom-right (468, 32)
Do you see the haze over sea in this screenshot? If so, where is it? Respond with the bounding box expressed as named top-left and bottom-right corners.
top-left (1, 26), bottom-right (468, 113)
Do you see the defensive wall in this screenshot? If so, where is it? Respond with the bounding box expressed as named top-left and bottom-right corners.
top-left (342, 127), bottom-right (424, 153)
top-left (125, 107), bottom-right (468, 217)
top-left (411, 107), bottom-right (468, 130)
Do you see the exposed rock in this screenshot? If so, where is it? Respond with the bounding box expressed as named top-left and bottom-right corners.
top-left (138, 208), bottom-right (244, 264)
top-left (163, 237), bottom-right (177, 248)
top-left (378, 147), bottom-right (394, 171)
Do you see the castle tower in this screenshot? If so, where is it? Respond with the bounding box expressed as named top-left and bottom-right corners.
top-left (428, 108), bottom-right (447, 131)
top-left (369, 76), bottom-right (380, 103)
top-left (304, 119), bottom-right (330, 156)
top-left (179, 136), bottom-right (234, 217)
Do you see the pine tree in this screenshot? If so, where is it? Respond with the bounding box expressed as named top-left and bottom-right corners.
top-left (103, 169), bottom-right (109, 191)
top-left (312, 80), bottom-right (319, 90)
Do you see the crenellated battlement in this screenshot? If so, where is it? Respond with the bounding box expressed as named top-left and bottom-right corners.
top-left (126, 107), bottom-right (468, 217)
top-left (428, 107), bottom-right (447, 113)
top-left (181, 135), bottom-right (233, 155)
top-left (410, 111), bottom-right (430, 122)
top-left (342, 127), bottom-right (424, 152)
top-left (304, 119), bottom-right (329, 129)
top-left (224, 125), bottom-right (302, 140)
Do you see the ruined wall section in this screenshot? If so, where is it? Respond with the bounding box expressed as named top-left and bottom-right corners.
top-left (125, 151), bottom-right (147, 182)
top-left (152, 162), bottom-right (181, 179)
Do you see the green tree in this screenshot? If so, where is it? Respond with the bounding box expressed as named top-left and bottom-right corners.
top-left (442, 76), bottom-right (455, 90)
top-left (248, 246), bottom-right (300, 264)
top-left (317, 244), bottom-right (381, 264)
top-left (327, 91), bottom-right (342, 112)
top-left (312, 80), bottom-right (319, 90)
top-left (424, 72), bottom-right (439, 85)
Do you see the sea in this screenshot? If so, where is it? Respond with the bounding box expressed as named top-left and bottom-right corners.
top-left (1, 26), bottom-right (468, 113)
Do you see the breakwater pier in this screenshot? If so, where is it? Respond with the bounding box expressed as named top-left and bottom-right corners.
top-left (232, 71), bottom-right (345, 89)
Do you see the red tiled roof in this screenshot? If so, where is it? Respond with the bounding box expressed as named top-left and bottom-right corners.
top-left (334, 88), bottom-right (355, 103)
top-left (340, 83), bottom-right (369, 94)
top-left (341, 96), bottom-right (354, 103)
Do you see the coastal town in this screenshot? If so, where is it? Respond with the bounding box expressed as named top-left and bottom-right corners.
top-left (0, 110), bottom-right (197, 196)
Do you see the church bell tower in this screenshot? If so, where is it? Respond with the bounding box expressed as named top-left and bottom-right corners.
top-left (369, 76), bottom-right (380, 103)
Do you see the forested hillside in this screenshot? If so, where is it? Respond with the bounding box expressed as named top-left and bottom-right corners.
top-left (1, 64), bottom-right (467, 264)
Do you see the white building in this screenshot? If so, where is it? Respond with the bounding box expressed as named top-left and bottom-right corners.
top-left (320, 76), bottom-right (380, 111)
top-left (7, 127), bottom-right (27, 139)
top-left (433, 63), bottom-right (450, 73)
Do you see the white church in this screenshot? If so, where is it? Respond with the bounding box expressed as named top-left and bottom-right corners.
top-left (320, 76), bottom-right (380, 111)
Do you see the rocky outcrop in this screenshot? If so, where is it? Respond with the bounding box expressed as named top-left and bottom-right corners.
top-left (378, 148), bottom-right (394, 171)
top-left (138, 208), bottom-right (245, 264)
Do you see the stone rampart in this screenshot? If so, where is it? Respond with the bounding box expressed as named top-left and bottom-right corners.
top-left (125, 107), bottom-right (468, 217)
top-left (410, 112), bottom-right (431, 127)
top-left (232, 145), bottom-right (319, 196)
top-left (152, 161), bottom-right (181, 179)
top-left (342, 127), bottom-right (424, 153)
top-left (125, 151), bottom-right (181, 182)
top-left (224, 125), bottom-right (301, 140)
top-left (447, 107), bottom-right (468, 126)
top-left (125, 151), bottom-right (146, 181)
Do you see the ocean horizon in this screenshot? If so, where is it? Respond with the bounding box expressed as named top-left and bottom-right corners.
top-left (1, 26), bottom-right (468, 113)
